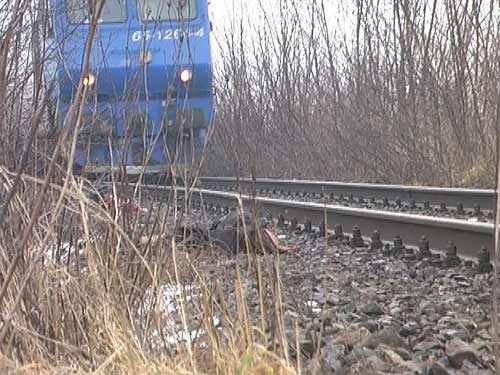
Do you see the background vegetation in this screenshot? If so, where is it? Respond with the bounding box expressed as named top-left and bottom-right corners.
top-left (205, 0), bottom-right (500, 188)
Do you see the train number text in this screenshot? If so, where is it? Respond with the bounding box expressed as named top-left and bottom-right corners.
top-left (132, 28), bottom-right (204, 42)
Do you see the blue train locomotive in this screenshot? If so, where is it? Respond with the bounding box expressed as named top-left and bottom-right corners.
top-left (47, 0), bottom-right (214, 176)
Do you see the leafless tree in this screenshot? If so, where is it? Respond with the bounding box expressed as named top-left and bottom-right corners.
top-left (207, 0), bottom-right (500, 188)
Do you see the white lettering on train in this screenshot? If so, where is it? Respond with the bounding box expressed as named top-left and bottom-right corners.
top-left (132, 28), bottom-right (204, 42)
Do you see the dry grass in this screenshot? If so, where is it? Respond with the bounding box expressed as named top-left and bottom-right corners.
top-left (0, 169), bottom-right (300, 375)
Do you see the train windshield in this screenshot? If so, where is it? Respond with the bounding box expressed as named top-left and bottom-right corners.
top-left (137, 0), bottom-right (197, 21)
top-left (66, 0), bottom-right (127, 23)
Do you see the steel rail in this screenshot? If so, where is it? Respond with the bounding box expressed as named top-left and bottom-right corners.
top-left (139, 184), bottom-right (494, 260)
top-left (199, 177), bottom-right (495, 211)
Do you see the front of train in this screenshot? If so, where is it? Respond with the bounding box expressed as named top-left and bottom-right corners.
top-left (49, 0), bottom-right (214, 176)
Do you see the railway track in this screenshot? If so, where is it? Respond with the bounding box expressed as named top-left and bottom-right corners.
top-left (199, 177), bottom-right (496, 214)
top-left (129, 183), bottom-right (496, 268)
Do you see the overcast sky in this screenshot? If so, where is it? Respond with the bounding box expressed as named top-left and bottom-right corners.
top-left (207, 0), bottom-right (345, 33)
top-left (206, 0), bottom-right (351, 61)
top-left (208, 0), bottom-right (253, 28)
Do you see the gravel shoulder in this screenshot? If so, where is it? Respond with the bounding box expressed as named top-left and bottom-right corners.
top-left (180, 207), bottom-right (495, 375)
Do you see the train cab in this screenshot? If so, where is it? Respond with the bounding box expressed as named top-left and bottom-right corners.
top-left (47, 0), bottom-right (214, 175)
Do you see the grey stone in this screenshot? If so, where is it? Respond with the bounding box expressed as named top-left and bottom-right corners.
top-left (320, 343), bottom-right (345, 372)
top-left (391, 260), bottom-right (410, 273)
top-left (332, 326), bottom-right (371, 347)
top-left (414, 337), bottom-right (444, 352)
top-left (441, 328), bottom-right (469, 341)
top-left (427, 362), bottom-right (454, 375)
top-left (361, 302), bottom-right (385, 316)
top-left (400, 323), bottom-right (419, 337)
top-left (360, 355), bottom-right (388, 372)
top-left (398, 360), bottom-right (424, 374)
top-left (394, 347), bottom-right (413, 361)
top-left (446, 339), bottom-right (480, 369)
top-left (349, 344), bottom-right (376, 362)
top-left (360, 320), bottom-right (380, 333)
top-left (363, 327), bottom-right (410, 351)
top-left (461, 359), bottom-right (480, 371)
top-left (324, 322), bottom-right (345, 336)
top-left (344, 301), bottom-right (357, 313)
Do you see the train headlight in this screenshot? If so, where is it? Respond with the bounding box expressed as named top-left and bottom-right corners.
top-left (179, 69), bottom-right (192, 83)
top-left (82, 73), bottom-right (95, 87)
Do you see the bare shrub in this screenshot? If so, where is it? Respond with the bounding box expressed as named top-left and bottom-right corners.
top-left (206, 0), bottom-right (500, 188)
